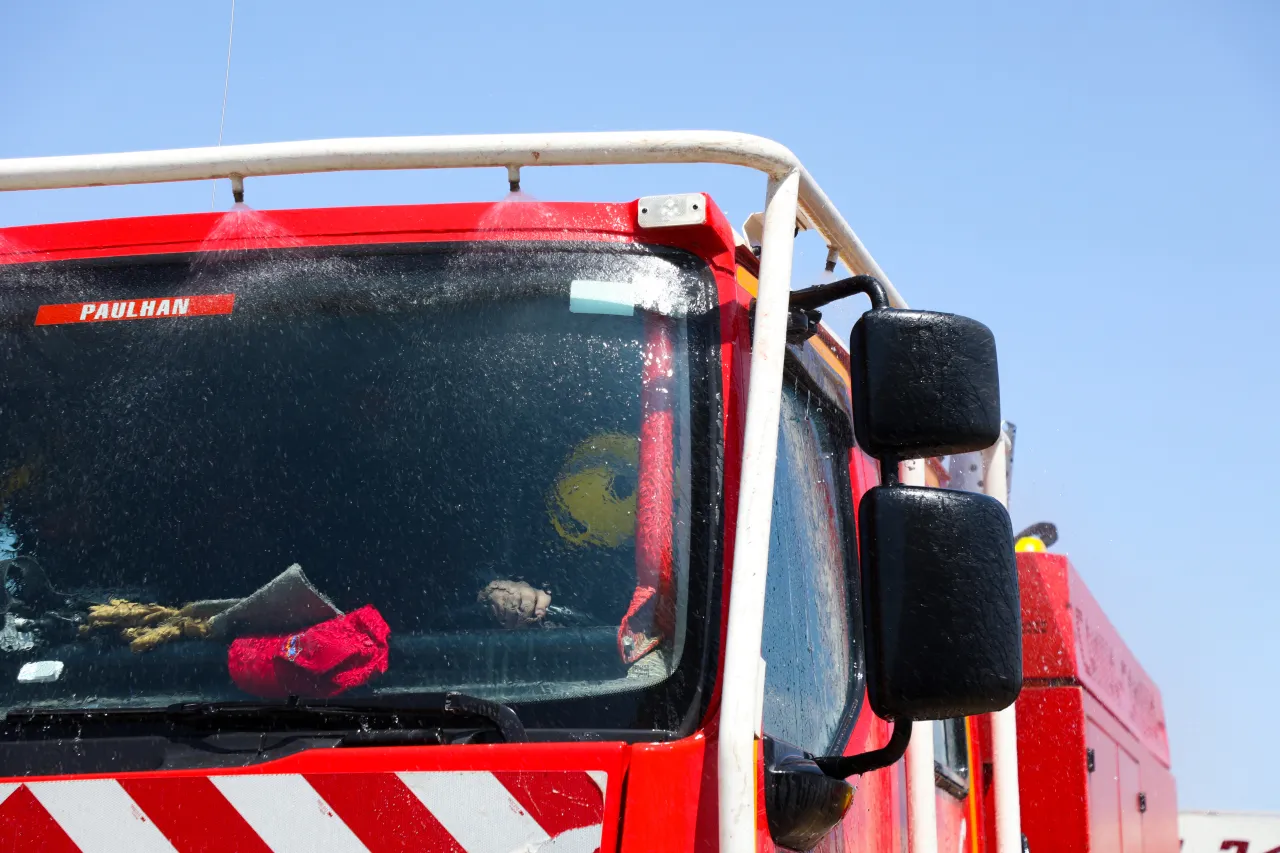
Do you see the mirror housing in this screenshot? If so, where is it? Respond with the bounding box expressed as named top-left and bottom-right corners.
top-left (859, 485), bottom-right (1021, 720)
top-left (763, 737), bottom-right (854, 851)
top-left (849, 309), bottom-right (1001, 459)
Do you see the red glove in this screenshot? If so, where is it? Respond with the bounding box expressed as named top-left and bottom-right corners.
top-left (228, 605), bottom-right (390, 699)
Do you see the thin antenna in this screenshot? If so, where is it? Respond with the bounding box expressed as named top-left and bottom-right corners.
top-left (210, 0), bottom-right (237, 211)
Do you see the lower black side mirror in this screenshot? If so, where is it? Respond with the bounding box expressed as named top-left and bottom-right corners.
top-left (859, 484), bottom-right (1022, 720)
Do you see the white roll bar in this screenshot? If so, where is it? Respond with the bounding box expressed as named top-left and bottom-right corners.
top-left (982, 432), bottom-right (1024, 853)
top-left (0, 131), bottom-right (936, 853)
top-left (0, 132), bottom-right (904, 309)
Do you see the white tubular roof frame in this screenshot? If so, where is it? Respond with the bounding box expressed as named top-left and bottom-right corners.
top-left (0, 131), bottom-right (912, 853)
top-left (0, 131), bottom-right (904, 309)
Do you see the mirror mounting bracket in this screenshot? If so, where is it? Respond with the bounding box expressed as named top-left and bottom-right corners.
top-left (750, 274), bottom-right (893, 346)
top-left (788, 274), bottom-right (890, 315)
top-left (815, 717), bottom-right (913, 780)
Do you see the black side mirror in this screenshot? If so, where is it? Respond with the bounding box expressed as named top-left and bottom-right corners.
top-left (859, 485), bottom-right (1021, 720)
top-left (783, 277), bottom-right (1021, 786)
top-left (843, 297), bottom-right (1020, 720)
top-left (849, 308), bottom-right (1001, 459)
top-left (789, 276), bottom-right (1001, 460)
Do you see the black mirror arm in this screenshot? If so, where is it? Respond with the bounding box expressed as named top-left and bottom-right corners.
top-left (814, 717), bottom-right (913, 780)
top-left (776, 275), bottom-right (891, 345)
top-left (789, 274), bottom-right (891, 314)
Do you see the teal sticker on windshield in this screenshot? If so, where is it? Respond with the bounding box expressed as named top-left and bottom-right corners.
top-left (569, 280), bottom-right (635, 316)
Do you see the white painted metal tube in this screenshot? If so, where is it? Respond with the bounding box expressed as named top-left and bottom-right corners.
top-left (0, 131), bottom-right (905, 308)
top-left (792, 164), bottom-right (900, 303)
top-left (898, 459), bottom-right (940, 853)
top-left (0, 132), bottom-right (798, 188)
top-left (718, 170), bottom-right (802, 853)
top-left (992, 707), bottom-right (1021, 853)
top-left (982, 433), bottom-right (1023, 853)
top-left (905, 723), bottom-right (940, 853)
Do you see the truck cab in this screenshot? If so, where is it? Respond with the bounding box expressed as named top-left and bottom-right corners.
top-left (0, 132), bottom-right (1027, 852)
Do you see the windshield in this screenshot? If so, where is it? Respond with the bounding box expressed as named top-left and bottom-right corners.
top-left (0, 241), bottom-right (720, 733)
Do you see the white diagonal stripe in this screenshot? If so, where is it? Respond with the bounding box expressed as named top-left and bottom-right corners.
top-left (0, 783), bottom-right (19, 807)
top-left (535, 823), bottom-right (604, 853)
top-left (399, 771), bottom-right (550, 853)
top-left (209, 774), bottom-right (369, 853)
top-left (27, 779), bottom-right (178, 853)
top-left (587, 770), bottom-right (607, 796)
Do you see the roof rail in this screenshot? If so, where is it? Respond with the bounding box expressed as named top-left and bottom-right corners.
top-left (0, 131), bottom-right (903, 309)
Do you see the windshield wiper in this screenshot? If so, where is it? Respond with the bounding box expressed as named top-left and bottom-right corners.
top-left (3, 692), bottom-right (527, 743)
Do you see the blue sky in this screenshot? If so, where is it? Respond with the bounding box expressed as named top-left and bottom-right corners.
top-left (3, 0), bottom-right (1277, 811)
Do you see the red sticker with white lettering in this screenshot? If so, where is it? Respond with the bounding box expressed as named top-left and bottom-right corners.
top-left (34, 294), bottom-right (236, 326)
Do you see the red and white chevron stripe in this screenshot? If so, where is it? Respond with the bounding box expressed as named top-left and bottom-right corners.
top-left (0, 769), bottom-right (607, 852)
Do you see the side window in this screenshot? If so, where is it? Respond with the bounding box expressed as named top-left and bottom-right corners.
top-left (760, 378), bottom-right (857, 756)
top-left (934, 718), bottom-right (970, 796)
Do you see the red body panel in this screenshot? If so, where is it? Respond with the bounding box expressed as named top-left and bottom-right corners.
top-left (618, 735), bottom-right (709, 853)
top-left (1015, 553), bottom-right (1178, 853)
top-left (0, 203), bottom-right (736, 271)
top-left (1017, 685), bottom-right (1092, 852)
top-left (1018, 553), bottom-right (1169, 767)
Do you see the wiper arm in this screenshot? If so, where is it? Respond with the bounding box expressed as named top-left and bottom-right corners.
top-left (3, 692), bottom-right (527, 743)
top-left (439, 692), bottom-right (526, 742)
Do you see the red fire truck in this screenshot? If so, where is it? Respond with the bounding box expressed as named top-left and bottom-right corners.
top-left (0, 132), bottom-right (1176, 852)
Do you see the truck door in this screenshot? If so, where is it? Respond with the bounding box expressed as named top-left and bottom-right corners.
top-left (1087, 720), bottom-right (1123, 853)
top-left (759, 370), bottom-right (861, 848)
top-left (1118, 748), bottom-right (1143, 853)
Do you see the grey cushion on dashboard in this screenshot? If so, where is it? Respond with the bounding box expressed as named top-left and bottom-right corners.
top-left (205, 565), bottom-right (342, 639)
